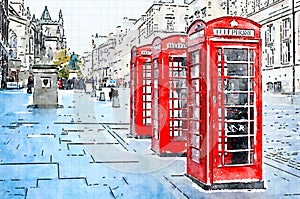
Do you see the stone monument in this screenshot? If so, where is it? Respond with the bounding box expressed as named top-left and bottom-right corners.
top-left (31, 64), bottom-right (61, 108)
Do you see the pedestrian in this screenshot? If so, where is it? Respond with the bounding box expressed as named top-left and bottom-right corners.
top-left (112, 89), bottom-right (119, 98)
top-left (27, 75), bottom-right (34, 94)
top-left (109, 88), bottom-right (114, 101)
top-left (83, 80), bottom-right (86, 93)
top-left (92, 78), bottom-right (95, 90)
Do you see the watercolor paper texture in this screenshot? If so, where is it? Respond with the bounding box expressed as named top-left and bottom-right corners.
top-left (1, 0), bottom-right (300, 198)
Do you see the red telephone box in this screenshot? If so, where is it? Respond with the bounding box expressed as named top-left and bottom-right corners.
top-left (151, 35), bottom-right (188, 156)
top-left (130, 45), bottom-right (152, 138)
top-left (186, 17), bottom-right (264, 189)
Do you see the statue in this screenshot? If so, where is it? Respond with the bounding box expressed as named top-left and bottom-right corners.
top-left (69, 52), bottom-right (78, 70)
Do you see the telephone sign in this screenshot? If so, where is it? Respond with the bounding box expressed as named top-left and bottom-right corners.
top-left (213, 28), bottom-right (255, 37)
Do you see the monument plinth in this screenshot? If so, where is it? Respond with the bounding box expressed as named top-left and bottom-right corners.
top-left (30, 64), bottom-right (62, 108)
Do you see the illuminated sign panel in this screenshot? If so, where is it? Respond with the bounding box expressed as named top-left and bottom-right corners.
top-left (213, 28), bottom-right (255, 37)
top-left (166, 43), bottom-right (187, 49)
top-left (141, 50), bottom-right (151, 55)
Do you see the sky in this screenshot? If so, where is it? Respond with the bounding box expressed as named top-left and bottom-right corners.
top-left (26, 0), bottom-right (153, 54)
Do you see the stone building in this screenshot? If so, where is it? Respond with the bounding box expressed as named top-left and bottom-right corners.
top-left (186, 0), bottom-right (300, 94)
top-left (6, 1), bottom-right (67, 87)
top-left (8, 0), bottom-right (34, 86)
top-left (37, 6), bottom-right (67, 63)
top-left (0, 0), bottom-right (9, 89)
top-left (89, 0), bottom-right (188, 86)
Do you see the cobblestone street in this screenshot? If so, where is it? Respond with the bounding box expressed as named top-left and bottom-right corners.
top-left (0, 89), bottom-right (300, 198)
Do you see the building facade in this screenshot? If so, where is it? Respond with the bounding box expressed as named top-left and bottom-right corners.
top-left (8, 0), bottom-right (35, 86)
top-left (0, 0), bottom-right (9, 89)
top-left (37, 6), bottom-right (66, 63)
top-left (186, 0), bottom-right (300, 94)
top-left (249, 0), bottom-right (300, 94)
top-left (6, 1), bottom-right (67, 88)
top-left (88, 0), bottom-right (188, 86)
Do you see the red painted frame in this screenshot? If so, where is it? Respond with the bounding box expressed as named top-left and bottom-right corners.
top-left (151, 35), bottom-right (188, 156)
top-left (130, 45), bottom-right (152, 138)
top-left (186, 17), bottom-right (264, 189)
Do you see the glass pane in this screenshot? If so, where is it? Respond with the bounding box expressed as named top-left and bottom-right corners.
top-left (224, 78), bottom-right (248, 91)
top-left (218, 108), bottom-right (223, 119)
top-left (227, 137), bottom-right (249, 150)
top-left (224, 151), bottom-right (249, 165)
top-left (173, 57), bottom-right (187, 66)
top-left (249, 92), bottom-right (254, 105)
top-left (179, 68), bottom-right (187, 77)
top-left (225, 93), bottom-right (248, 106)
top-left (190, 65), bottom-right (199, 78)
top-left (218, 48), bottom-right (222, 61)
top-left (225, 122), bottom-right (248, 135)
top-left (192, 79), bottom-right (199, 92)
top-left (218, 78), bottom-right (222, 91)
top-left (146, 118), bottom-right (151, 125)
top-left (191, 134), bottom-right (200, 148)
top-left (218, 63), bottom-right (222, 76)
top-left (249, 64), bottom-right (254, 76)
top-left (154, 79), bottom-right (158, 89)
top-left (250, 136), bottom-right (254, 149)
top-left (249, 122), bottom-right (254, 135)
top-left (250, 152), bottom-right (254, 164)
top-left (191, 107), bottom-right (200, 119)
top-left (225, 107), bottom-right (249, 120)
top-left (249, 107), bottom-right (254, 120)
top-left (154, 59), bottom-right (159, 78)
top-left (191, 51), bottom-right (199, 64)
top-left (249, 49), bottom-right (254, 62)
top-left (190, 121), bottom-right (199, 133)
top-left (224, 48), bottom-right (247, 61)
top-left (154, 128), bottom-right (159, 139)
top-left (227, 63), bottom-right (248, 76)
top-left (192, 148), bottom-right (200, 163)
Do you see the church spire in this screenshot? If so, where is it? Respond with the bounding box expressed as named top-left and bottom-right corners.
top-left (58, 9), bottom-right (64, 25)
top-left (26, 7), bottom-right (31, 20)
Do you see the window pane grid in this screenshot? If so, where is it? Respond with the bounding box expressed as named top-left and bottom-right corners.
top-left (217, 47), bottom-right (256, 166)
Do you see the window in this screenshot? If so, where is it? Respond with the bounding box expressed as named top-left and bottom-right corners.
top-left (270, 48), bottom-right (274, 65)
top-left (281, 41), bottom-right (291, 63)
top-left (280, 18), bottom-right (291, 64)
top-left (167, 20), bottom-right (174, 31)
top-left (265, 24), bottom-right (274, 45)
top-left (153, 59), bottom-right (159, 139)
top-left (282, 18), bottom-right (291, 39)
top-left (169, 57), bottom-right (187, 140)
top-left (218, 47), bottom-right (256, 166)
top-left (142, 62), bottom-right (152, 126)
top-left (266, 48), bottom-right (274, 66)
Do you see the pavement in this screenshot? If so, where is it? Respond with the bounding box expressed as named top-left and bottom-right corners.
top-left (0, 88), bottom-right (300, 198)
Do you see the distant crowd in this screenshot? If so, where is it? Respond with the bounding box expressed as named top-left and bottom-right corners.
top-left (58, 77), bottom-right (86, 90)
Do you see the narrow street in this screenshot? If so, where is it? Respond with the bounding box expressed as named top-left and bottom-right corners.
top-left (1, 89), bottom-right (300, 198)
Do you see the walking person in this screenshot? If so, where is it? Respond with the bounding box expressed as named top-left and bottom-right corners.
top-left (27, 75), bottom-right (34, 94)
top-left (109, 88), bottom-right (114, 101)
